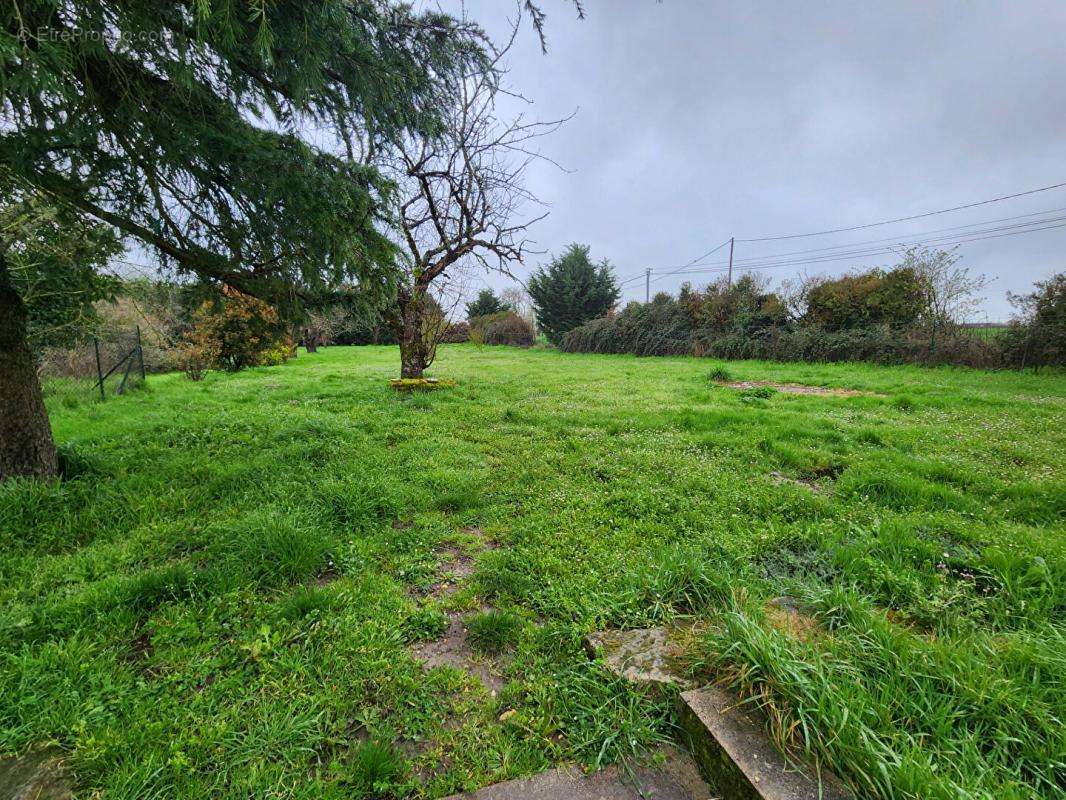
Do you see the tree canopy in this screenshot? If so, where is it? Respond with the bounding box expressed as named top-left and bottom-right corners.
top-left (1, 170), bottom-right (121, 349)
top-left (803, 266), bottom-right (926, 331)
top-left (0, 1), bottom-right (489, 308)
top-left (527, 244), bottom-right (619, 344)
top-left (466, 289), bottom-right (512, 320)
top-left (0, 0), bottom-right (489, 480)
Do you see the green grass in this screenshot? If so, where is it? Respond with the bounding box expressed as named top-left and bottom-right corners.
top-left (467, 610), bottom-right (522, 655)
top-left (965, 324), bottom-right (1010, 341)
top-left (2, 345), bottom-right (1063, 799)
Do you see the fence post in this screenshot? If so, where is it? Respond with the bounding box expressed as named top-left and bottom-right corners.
top-left (136, 325), bottom-right (146, 380)
top-left (93, 337), bottom-right (105, 401)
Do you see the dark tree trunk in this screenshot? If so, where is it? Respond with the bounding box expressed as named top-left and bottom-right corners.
top-left (289, 323), bottom-right (300, 356)
top-left (394, 287), bottom-right (431, 379)
top-left (0, 252), bottom-right (58, 481)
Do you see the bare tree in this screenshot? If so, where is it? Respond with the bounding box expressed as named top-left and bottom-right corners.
top-left (367, 34), bottom-right (565, 378)
top-left (897, 246), bottom-right (989, 357)
top-left (500, 285), bottom-right (536, 329)
top-left (302, 306), bottom-right (348, 353)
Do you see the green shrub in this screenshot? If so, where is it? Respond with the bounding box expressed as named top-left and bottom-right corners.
top-left (183, 286), bottom-right (291, 373)
top-left (484, 312), bottom-right (535, 347)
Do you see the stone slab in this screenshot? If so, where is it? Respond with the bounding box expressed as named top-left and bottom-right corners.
top-left (583, 626), bottom-right (696, 689)
top-left (679, 687), bottom-right (853, 800)
top-left (0, 747), bottom-right (72, 800)
top-left (443, 745), bottom-right (712, 800)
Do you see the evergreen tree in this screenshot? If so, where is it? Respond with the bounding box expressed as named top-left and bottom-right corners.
top-left (466, 289), bottom-right (511, 320)
top-left (0, 1), bottom-right (487, 480)
top-left (527, 244), bottom-right (620, 345)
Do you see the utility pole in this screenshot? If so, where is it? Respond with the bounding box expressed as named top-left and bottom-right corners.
top-left (727, 237), bottom-right (735, 287)
top-left (645, 267), bottom-right (651, 302)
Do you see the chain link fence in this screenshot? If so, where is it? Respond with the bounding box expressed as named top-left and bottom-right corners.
top-left (38, 326), bottom-right (146, 400)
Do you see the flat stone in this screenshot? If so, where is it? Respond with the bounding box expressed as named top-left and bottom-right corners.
top-left (679, 687), bottom-right (853, 800)
top-left (443, 745), bottom-right (712, 800)
top-left (0, 746), bottom-right (72, 800)
top-left (583, 626), bottom-right (697, 689)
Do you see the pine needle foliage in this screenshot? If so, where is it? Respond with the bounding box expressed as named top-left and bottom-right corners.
top-left (0, 0), bottom-right (489, 308)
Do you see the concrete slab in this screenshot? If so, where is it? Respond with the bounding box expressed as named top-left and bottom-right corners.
top-left (679, 687), bottom-right (853, 800)
top-left (583, 626), bottom-right (697, 689)
top-left (0, 746), bottom-right (72, 800)
top-left (443, 745), bottom-right (713, 800)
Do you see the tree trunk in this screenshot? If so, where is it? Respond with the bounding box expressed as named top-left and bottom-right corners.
top-left (396, 289), bottom-right (430, 379)
top-left (0, 252), bottom-right (58, 481)
top-left (289, 323), bottom-right (300, 356)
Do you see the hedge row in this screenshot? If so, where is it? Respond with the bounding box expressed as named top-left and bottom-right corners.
top-left (560, 295), bottom-right (1060, 369)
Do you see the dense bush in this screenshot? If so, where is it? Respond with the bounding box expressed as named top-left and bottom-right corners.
top-left (484, 312), bottom-right (536, 346)
top-left (182, 287), bottom-right (291, 373)
top-left (562, 294), bottom-right (692, 356)
top-left (440, 320), bottom-right (470, 343)
top-left (804, 267), bottom-right (925, 331)
top-left (561, 267), bottom-right (1062, 370)
top-left (998, 273), bottom-right (1065, 368)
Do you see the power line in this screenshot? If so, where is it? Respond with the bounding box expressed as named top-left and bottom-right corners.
top-left (635, 210), bottom-right (1066, 282)
top-left (666, 219), bottom-right (1066, 278)
top-left (616, 238), bottom-right (732, 288)
top-left (720, 212), bottom-right (1066, 271)
top-left (646, 239), bottom-right (732, 285)
top-left (737, 180), bottom-right (1066, 242)
top-left (727, 205), bottom-right (1066, 264)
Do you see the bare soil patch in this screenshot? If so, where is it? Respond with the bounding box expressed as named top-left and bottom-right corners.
top-left (721, 380), bottom-right (874, 397)
top-left (409, 611), bottom-right (506, 694)
top-left (764, 595), bottom-right (819, 642)
top-left (770, 470), bottom-right (835, 495)
top-left (410, 527), bottom-right (508, 693)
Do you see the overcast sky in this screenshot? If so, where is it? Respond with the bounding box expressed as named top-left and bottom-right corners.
top-left (432, 1), bottom-right (1066, 320)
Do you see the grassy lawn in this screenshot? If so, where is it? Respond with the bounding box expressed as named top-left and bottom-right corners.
top-left (2, 345), bottom-right (1063, 799)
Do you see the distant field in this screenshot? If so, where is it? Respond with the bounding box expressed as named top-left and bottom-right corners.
top-left (963, 324), bottom-right (1010, 340)
top-left (2, 345), bottom-right (1063, 799)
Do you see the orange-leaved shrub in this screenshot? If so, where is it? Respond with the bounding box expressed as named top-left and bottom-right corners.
top-left (181, 287), bottom-right (290, 375)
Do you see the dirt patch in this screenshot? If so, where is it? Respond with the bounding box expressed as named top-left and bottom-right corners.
top-left (721, 380), bottom-right (873, 397)
top-left (122, 629), bottom-right (162, 678)
top-left (770, 470), bottom-right (835, 495)
top-left (315, 566), bottom-right (341, 586)
top-left (410, 526), bottom-right (509, 692)
top-left (409, 611), bottom-right (506, 694)
top-left (419, 545), bottom-right (477, 599)
top-left (764, 596), bottom-right (819, 642)
top-left (128, 630), bottom-right (154, 661)
top-left (462, 526), bottom-right (500, 550)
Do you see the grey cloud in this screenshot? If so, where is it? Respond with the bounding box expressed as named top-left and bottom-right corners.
top-left (430, 1), bottom-right (1066, 319)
